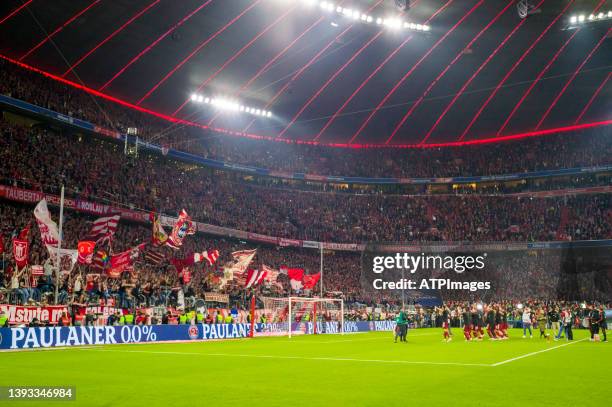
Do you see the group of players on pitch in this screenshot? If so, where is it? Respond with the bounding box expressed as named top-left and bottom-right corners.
top-left (394, 303), bottom-right (608, 343)
top-left (393, 304), bottom-right (509, 343)
top-left (446, 304), bottom-right (509, 342)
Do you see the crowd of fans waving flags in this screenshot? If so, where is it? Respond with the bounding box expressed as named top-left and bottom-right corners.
top-left (7, 199), bottom-right (323, 293)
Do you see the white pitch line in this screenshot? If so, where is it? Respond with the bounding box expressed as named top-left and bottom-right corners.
top-left (0, 346), bottom-right (97, 353)
top-left (491, 338), bottom-right (587, 367)
top-left (80, 348), bottom-right (489, 367)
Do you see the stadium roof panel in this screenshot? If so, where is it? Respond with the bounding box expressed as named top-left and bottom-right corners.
top-left (0, 0), bottom-right (609, 147)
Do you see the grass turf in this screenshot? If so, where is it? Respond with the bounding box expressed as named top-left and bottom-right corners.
top-left (1, 328), bottom-right (609, 407)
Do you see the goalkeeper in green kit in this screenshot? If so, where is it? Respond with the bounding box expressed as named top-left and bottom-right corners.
top-left (395, 310), bottom-right (408, 343)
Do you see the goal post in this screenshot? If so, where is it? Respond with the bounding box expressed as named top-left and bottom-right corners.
top-left (256, 297), bottom-right (344, 338)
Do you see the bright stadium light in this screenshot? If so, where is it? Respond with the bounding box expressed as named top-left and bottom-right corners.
top-left (190, 93), bottom-right (272, 118)
top-left (567, 10), bottom-right (611, 28)
top-left (297, 1), bottom-right (429, 32)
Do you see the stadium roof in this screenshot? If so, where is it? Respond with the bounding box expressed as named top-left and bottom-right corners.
top-left (0, 0), bottom-right (610, 147)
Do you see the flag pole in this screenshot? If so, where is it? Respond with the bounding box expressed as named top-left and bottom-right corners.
top-left (319, 244), bottom-right (323, 298)
top-left (54, 185), bottom-right (65, 305)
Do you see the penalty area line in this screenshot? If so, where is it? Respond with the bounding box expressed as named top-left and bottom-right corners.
top-left (491, 338), bottom-right (587, 367)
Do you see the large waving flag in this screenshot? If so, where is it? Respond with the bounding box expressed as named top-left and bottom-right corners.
top-left (199, 249), bottom-right (220, 266)
top-left (107, 243), bottom-right (145, 277)
top-left (87, 214), bottom-right (120, 244)
top-left (33, 199), bottom-right (59, 253)
top-left (302, 272), bottom-right (321, 290)
top-left (245, 268), bottom-right (267, 289)
top-left (219, 249), bottom-right (257, 288)
top-left (150, 213), bottom-right (168, 246)
top-left (166, 209), bottom-right (196, 249)
top-left (262, 264), bottom-right (283, 289)
top-left (288, 268), bottom-right (304, 291)
top-left (227, 249), bottom-right (257, 273)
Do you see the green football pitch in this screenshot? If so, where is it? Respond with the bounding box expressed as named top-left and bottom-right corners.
top-left (1, 328), bottom-right (609, 407)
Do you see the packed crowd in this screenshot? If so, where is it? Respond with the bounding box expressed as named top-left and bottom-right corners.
top-left (0, 201), bottom-right (365, 309)
top-left (1, 199), bottom-right (609, 312)
top-left (1, 121), bottom-right (610, 244)
top-left (1, 59), bottom-right (611, 179)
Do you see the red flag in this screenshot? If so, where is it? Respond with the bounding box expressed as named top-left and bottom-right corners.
top-left (171, 253), bottom-right (196, 273)
top-left (108, 250), bottom-right (133, 276)
top-left (200, 249), bottom-right (219, 266)
top-left (12, 225), bottom-right (30, 268)
top-left (302, 272), bottom-right (321, 289)
top-left (245, 268), bottom-right (267, 288)
top-left (288, 268), bottom-right (304, 291)
top-left (166, 209), bottom-right (195, 249)
top-left (287, 268), bottom-right (304, 281)
top-left (107, 243), bottom-right (144, 277)
top-left (12, 239), bottom-right (29, 268)
top-left (77, 241), bottom-right (96, 264)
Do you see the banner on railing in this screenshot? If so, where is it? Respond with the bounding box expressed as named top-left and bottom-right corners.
top-left (0, 321), bottom-right (400, 349)
top-left (0, 305), bottom-right (69, 326)
top-left (204, 293), bottom-right (229, 303)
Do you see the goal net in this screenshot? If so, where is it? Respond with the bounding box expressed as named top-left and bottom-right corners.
top-left (258, 297), bottom-right (344, 337)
